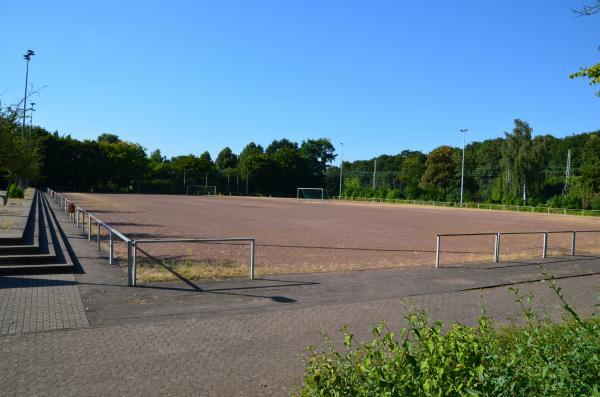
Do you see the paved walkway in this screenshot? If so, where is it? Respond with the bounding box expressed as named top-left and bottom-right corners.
top-left (0, 193), bottom-right (599, 395)
top-left (0, 273), bottom-right (88, 335)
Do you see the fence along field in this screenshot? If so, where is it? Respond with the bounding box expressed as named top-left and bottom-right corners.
top-left (60, 192), bottom-right (600, 281)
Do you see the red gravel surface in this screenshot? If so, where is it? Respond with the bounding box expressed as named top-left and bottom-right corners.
top-left (64, 193), bottom-right (600, 274)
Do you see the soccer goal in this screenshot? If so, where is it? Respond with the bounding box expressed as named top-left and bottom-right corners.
top-left (297, 187), bottom-right (326, 202)
top-left (186, 185), bottom-right (217, 196)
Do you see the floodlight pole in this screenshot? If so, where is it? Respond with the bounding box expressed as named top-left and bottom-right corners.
top-left (22, 50), bottom-right (35, 139)
top-left (338, 142), bottom-right (344, 199)
top-left (459, 129), bottom-right (468, 207)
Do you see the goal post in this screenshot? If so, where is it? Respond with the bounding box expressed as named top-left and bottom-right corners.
top-left (297, 187), bottom-right (325, 202)
top-left (186, 185), bottom-right (217, 196)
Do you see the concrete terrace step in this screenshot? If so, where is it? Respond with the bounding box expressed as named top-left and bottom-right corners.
top-left (0, 189), bottom-right (36, 245)
top-left (0, 190), bottom-right (73, 272)
top-left (41, 191), bottom-right (74, 270)
top-left (0, 191), bottom-right (42, 255)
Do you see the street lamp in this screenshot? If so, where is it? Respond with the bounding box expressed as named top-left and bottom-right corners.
top-left (459, 129), bottom-right (468, 207)
top-left (22, 49), bottom-right (35, 139)
top-left (338, 142), bottom-right (344, 199)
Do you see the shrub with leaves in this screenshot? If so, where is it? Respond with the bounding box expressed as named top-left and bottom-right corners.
top-left (298, 270), bottom-right (600, 396)
top-left (7, 183), bottom-right (24, 198)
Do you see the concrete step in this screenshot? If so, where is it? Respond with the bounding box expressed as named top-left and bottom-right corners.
top-left (0, 190), bottom-right (57, 266)
top-left (0, 191), bottom-right (42, 255)
top-left (40, 191), bottom-right (74, 269)
top-left (0, 190), bottom-right (74, 273)
top-left (0, 190), bottom-right (36, 246)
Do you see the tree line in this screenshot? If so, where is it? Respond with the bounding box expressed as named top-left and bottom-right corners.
top-left (332, 120), bottom-right (600, 209)
top-left (1, 103), bottom-right (599, 209)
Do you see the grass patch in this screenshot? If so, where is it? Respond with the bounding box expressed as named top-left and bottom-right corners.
top-left (137, 251), bottom-right (247, 282)
top-left (297, 267), bottom-right (600, 396)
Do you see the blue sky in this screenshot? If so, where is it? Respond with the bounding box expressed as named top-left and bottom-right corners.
top-left (2, 1), bottom-right (599, 162)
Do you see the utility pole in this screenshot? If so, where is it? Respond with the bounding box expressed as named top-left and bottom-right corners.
top-left (338, 142), bottom-right (344, 199)
top-left (22, 50), bottom-right (35, 139)
top-left (459, 129), bottom-right (468, 206)
top-left (563, 149), bottom-right (571, 197)
top-left (372, 158), bottom-right (377, 189)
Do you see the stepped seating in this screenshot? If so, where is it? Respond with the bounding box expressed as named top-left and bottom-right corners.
top-left (0, 190), bottom-right (73, 272)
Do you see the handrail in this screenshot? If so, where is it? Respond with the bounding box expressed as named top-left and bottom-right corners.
top-left (435, 229), bottom-right (600, 268)
top-left (46, 188), bottom-right (256, 287)
top-left (131, 237), bottom-right (256, 287)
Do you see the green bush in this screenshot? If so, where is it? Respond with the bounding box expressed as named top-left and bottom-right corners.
top-left (7, 183), bottom-right (24, 198)
top-left (297, 271), bottom-right (600, 396)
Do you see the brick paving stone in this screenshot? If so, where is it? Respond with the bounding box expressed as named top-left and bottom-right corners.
top-left (0, 274), bottom-right (89, 335)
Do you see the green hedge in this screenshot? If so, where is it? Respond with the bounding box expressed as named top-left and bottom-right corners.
top-left (298, 272), bottom-right (600, 396)
top-left (7, 183), bottom-right (24, 198)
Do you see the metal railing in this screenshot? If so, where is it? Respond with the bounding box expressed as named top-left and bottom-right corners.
top-left (435, 230), bottom-right (600, 268)
top-left (334, 196), bottom-right (600, 217)
top-left (47, 188), bottom-right (130, 268)
top-left (131, 238), bottom-right (256, 287)
top-left (46, 188), bottom-right (256, 287)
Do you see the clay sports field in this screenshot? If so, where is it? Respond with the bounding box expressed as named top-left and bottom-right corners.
top-left (64, 193), bottom-right (600, 280)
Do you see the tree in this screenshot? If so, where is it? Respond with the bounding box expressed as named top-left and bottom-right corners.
top-left (266, 139), bottom-right (298, 156)
top-left (149, 149), bottom-right (166, 163)
top-left (97, 133), bottom-right (120, 144)
top-left (300, 138), bottom-right (336, 177)
top-left (571, 64), bottom-right (600, 97)
top-left (99, 139), bottom-right (148, 191)
top-left (0, 103), bottom-right (41, 190)
top-left (421, 146), bottom-right (457, 199)
top-left (501, 119), bottom-right (545, 204)
top-left (581, 134), bottom-right (600, 205)
top-left (215, 147), bottom-right (238, 170)
top-left (399, 154), bottom-right (425, 198)
top-left (239, 143), bottom-right (274, 193)
top-left (570, 2), bottom-right (600, 96)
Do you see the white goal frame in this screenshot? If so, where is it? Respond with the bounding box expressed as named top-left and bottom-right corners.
top-left (297, 187), bottom-right (325, 203)
top-left (186, 185), bottom-right (217, 196)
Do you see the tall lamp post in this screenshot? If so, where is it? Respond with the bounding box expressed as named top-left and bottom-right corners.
top-left (338, 142), bottom-right (344, 199)
top-left (22, 50), bottom-right (35, 139)
top-left (459, 129), bottom-right (468, 207)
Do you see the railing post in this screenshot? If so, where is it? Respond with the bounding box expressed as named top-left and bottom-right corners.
top-left (542, 232), bottom-right (548, 259)
top-left (435, 235), bottom-right (441, 268)
top-left (571, 231), bottom-right (576, 256)
top-left (250, 239), bottom-right (255, 279)
top-left (97, 221), bottom-right (101, 251)
top-left (127, 241), bottom-right (133, 286)
top-left (494, 233), bottom-right (501, 262)
top-left (132, 241), bottom-right (137, 286)
top-left (109, 230), bottom-right (114, 265)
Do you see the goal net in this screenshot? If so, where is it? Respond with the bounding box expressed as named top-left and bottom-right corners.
top-left (297, 187), bottom-right (326, 202)
top-left (186, 185), bottom-right (217, 196)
